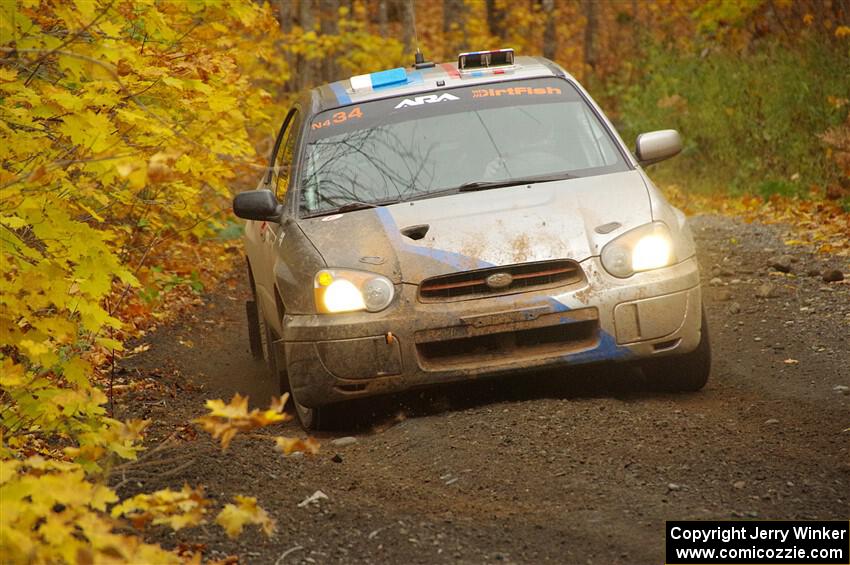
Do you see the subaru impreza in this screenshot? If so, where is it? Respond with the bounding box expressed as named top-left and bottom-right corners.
top-left (233, 49), bottom-right (711, 430)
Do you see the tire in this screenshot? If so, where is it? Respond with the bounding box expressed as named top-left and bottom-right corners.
top-left (245, 300), bottom-right (263, 360)
top-left (643, 309), bottom-right (711, 392)
top-left (256, 298), bottom-right (288, 391)
top-left (290, 391), bottom-right (322, 431)
top-left (286, 372), bottom-right (349, 431)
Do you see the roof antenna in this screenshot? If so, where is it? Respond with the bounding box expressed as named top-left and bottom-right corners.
top-left (409, 1), bottom-right (435, 69)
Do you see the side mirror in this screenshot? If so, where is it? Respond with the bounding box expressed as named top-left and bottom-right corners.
top-left (232, 190), bottom-right (282, 222)
top-left (635, 129), bottom-right (682, 166)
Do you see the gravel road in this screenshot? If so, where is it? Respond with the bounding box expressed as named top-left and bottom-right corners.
top-left (118, 214), bottom-right (849, 564)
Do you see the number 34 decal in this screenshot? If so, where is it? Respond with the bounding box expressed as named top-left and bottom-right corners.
top-left (311, 106), bottom-right (363, 130)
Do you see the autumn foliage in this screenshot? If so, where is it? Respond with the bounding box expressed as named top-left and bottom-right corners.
top-left (1, 0), bottom-right (848, 562)
top-left (0, 0), bottom-right (298, 561)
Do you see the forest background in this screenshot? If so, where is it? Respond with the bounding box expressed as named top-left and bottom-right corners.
top-left (1, 0), bottom-right (848, 562)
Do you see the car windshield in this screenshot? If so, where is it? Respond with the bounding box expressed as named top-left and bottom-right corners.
top-left (299, 77), bottom-right (629, 215)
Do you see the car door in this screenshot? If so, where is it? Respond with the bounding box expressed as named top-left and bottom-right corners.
top-left (249, 108), bottom-right (299, 334)
top-left (259, 107), bottom-right (301, 335)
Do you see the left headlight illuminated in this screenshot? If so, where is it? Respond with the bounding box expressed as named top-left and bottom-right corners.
top-left (600, 222), bottom-right (676, 278)
top-left (314, 269), bottom-right (395, 313)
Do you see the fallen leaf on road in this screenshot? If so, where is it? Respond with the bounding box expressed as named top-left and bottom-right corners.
top-left (274, 436), bottom-right (320, 455)
top-left (216, 495), bottom-right (275, 538)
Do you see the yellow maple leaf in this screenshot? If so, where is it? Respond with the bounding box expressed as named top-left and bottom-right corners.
top-left (0, 67), bottom-right (17, 82)
top-left (111, 484), bottom-right (209, 531)
top-left (215, 496), bottom-right (275, 538)
top-left (194, 394), bottom-right (291, 450)
top-left (273, 436), bottom-right (320, 456)
top-left (58, 110), bottom-right (117, 154)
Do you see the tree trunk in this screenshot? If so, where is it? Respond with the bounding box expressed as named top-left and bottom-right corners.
top-left (399, 0), bottom-right (415, 55)
top-left (485, 0), bottom-right (506, 40)
top-left (583, 0), bottom-right (597, 72)
top-left (276, 0), bottom-right (293, 91)
top-left (378, 0), bottom-right (388, 37)
top-left (320, 0), bottom-right (339, 83)
top-left (542, 0), bottom-right (557, 60)
top-left (443, 0), bottom-right (467, 55)
top-left (300, 0), bottom-right (315, 31)
top-left (277, 0), bottom-right (292, 32)
top-left (813, 0), bottom-right (826, 33)
top-left (298, 0), bottom-right (315, 90)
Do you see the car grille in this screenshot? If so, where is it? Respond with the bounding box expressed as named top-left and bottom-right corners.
top-left (418, 259), bottom-right (583, 302)
top-left (415, 309), bottom-right (599, 370)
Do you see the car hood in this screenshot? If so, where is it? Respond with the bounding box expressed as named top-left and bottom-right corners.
top-left (298, 171), bottom-right (652, 284)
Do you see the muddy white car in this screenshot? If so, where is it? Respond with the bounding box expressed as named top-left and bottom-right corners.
top-left (233, 49), bottom-right (711, 430)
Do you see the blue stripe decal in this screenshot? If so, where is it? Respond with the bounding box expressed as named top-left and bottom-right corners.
top-left (372, 205), bottom-right (632, 364)
top-left (374, 207), bottom-right (493, 271)
top-left (329, 82), bottom-right (351, 104)
top-left (545, 296), bottom-right (632, 362)
top-left (405, 71), bottom-right (424, 86)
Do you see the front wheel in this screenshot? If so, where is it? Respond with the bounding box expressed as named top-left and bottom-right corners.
top-left (256, 298), bottom-right (288, 391)
top-left (245, 300), bottom-right (263, 360)
top-left (285, 371), bottom-right (350, 431)
top-left (642, 309), bottom-right (711, 392)
top-left (290, 392), bottom-right (321, 431)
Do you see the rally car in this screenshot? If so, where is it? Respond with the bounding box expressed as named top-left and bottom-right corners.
top-left (233, 49), bottom-right (711, 430)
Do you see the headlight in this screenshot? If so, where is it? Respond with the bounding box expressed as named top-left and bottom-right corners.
top-left (600, 222), bottom-right (676, 278)
top-left (314, 269), bottom-right (395, 313)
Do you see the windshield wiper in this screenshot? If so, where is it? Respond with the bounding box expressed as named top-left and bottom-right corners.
top-left (457, 172), bottom-right (577, 192)
top-left (304, 198), bottom-right (400, 218)
top-left (402, 172), bottom-right (578, 203)
top-left (306, 172), bottom-right (578, 217)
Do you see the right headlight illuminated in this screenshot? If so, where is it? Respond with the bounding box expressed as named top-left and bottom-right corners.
top-left (600, 222), bottom-right (676, 278)
top-left (314, 269), bottom-right (395, 313)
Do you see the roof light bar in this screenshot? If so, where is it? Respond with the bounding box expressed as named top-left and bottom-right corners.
top-left (349, 67), bottom-right (408, 92)
top-left (370, 67), bottom-right (407, 89)
top-left (349, 74), bottom-right (372, 91)
top-left (458, 48), bottom-right (515, 71)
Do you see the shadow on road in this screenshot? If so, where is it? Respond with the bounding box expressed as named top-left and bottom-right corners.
top-left (321, 362), bottom-right (673, 434)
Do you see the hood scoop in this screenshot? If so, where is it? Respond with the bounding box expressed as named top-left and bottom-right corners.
top-left (401, 223), bottom-right (429, 241)
top-left (594, 221), bottom-right (622, 235)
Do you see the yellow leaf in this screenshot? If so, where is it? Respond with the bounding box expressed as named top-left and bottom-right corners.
top-left (215, 496), bottom-right (275, 538)
top-left (95, 337), bottom-right (124, 351)
top-left (112, 485), bottom-right (209, 531)
top-left (194, 394), bottom-right (292, 450)
top-left (98, 20), bottom-right (123, 37)
top-left (162, 76), bottom-right (184, 90)
top-left (0, 67), bottom-right (17, 82)
top-left (273, 436), bottom-right (320, 456)
top-left (59, 110), bottom-right (117, 154)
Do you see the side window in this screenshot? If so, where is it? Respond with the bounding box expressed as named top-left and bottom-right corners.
top-left (275, 110), bottom-right (300, 200)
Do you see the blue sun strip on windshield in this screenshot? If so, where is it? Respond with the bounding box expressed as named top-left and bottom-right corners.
top-left (329, 82), bottom-right (351, 105)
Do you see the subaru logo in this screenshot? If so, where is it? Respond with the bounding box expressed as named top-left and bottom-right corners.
top-left (485, 272), bottom-right (513, 290)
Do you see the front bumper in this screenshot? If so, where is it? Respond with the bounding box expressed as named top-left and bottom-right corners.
top-left (279, 257), bottom-right (702, 407)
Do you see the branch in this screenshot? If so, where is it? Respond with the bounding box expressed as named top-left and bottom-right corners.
top-left (1, 47), bottom-right (266, 173)
top-left (22, 0), bottom-right (117, 85)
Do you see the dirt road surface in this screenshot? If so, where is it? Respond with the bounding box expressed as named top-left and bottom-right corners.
top-left (118, 214), bottom-right (849, 564)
